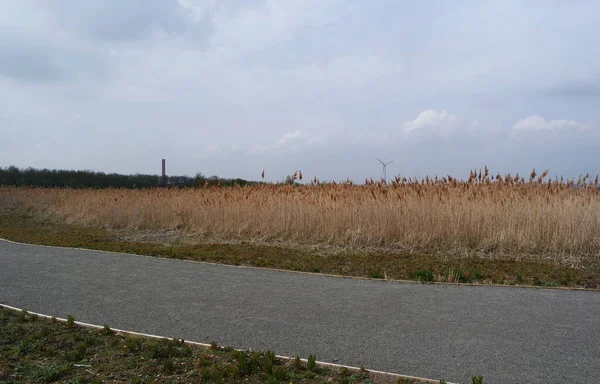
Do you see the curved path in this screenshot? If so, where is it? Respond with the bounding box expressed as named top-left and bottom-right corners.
top-left (1, 239), bottom-right (599, 383)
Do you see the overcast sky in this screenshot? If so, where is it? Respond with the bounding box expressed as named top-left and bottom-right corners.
top-left (1, 1), bottom-right (599, 182)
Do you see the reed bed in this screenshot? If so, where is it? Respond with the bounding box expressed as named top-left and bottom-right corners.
top-left (2, 168), bottom-right (600, 262)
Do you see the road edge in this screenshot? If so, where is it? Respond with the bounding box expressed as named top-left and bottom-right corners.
top-left (1, 237), bottom-right (596, 292)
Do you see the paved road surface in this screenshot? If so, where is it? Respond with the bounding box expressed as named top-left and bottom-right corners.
top-left (1, 240), bottom-right (599, 383)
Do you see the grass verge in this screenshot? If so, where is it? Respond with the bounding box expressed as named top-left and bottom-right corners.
top-left (0, 306), bottom-right (430, 384)
top-left (0, 212), bottom-right (599, 289)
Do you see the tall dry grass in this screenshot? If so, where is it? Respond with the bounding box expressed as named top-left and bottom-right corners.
top-left (2, 168), bottom-right (600, 262)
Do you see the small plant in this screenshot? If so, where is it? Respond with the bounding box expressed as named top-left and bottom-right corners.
top-left (250, 351), bottom-right (262, 371)
top-left (19, 309), bottom-right (28, 322)
top-left (263, 351), bottom-right (274, 375)
top-left (307, 354), bottom-right (317, 372)
top-left (200, 366), bottom-right (210, 382)
top-left (339, 366), bottom-right (350, 377)
top-left (368, 270), bottom-right (383, 279)
top-left (235, 350), bottom-right (249, 375)
top-left (272, 366), bottom-right (288, 381)
top-left (51, 316), bottom-right (57, 323)
top-left (66, 314), bottom-right (75, 327)
top-left (163, 358), bottom-right (175, 374)
top-left (416, 269), bottom-right (435, 282)
top-left (210, 341), bottom-right (218, 351)
top-left (294, 355), bottom-right (302, 371)
top-left (102, 324), bottom-right (112, 335)
top-left (440, 380), bottom-right (447, 384)
top-left (31, 363), bottom-right (69, 383)
top-left (448, 268), bottom-right (471, 283)
top-left (125, 337), bottom-right (142, 353)
top-left (65, 342), bottom-right (86, 361)
top-left (515, 272), bottom-right (523, 284)
top-left (472, 375), bottom-right (483, 384)
top-left (146, 338), bottom-right (178, 359)
top-left (210, 364), bottom-right (226, 382)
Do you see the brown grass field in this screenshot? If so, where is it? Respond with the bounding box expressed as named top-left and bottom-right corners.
top-left (2, 167), bottom-right (600, 267)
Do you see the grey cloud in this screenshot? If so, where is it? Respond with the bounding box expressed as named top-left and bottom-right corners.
top-left (47, 0), bottom-right (196, 42)
top-left (0, 34), bottom-right (110, 85)
top-left (3, 1), bottom-right (600, 181)
top-left (0, 40), bottom-right (64, 82)
top-left (544, 78), bottom-right (600, 99)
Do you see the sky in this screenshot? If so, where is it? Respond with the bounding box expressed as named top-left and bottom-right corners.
top-left (1, 0), bottom-right (599, 182)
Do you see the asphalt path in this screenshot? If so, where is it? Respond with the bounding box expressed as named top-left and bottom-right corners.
top-left (1, 239), bottom-right (599, 383)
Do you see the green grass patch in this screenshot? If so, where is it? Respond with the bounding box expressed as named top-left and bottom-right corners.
top-left (0, 306), bottom-right (427, 383)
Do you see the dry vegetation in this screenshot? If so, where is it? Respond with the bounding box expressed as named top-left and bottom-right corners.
top-left (2, 167), bottom-right (600, 264)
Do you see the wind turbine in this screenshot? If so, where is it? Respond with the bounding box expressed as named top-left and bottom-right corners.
top-left (377, 158), bottom-right (393, 182)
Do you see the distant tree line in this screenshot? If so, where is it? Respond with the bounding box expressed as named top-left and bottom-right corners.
top-left (0, 166), bottom-right (256, 189)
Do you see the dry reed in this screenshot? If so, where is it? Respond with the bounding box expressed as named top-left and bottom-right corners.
top-left (2, 168), bottom-right (600, 263)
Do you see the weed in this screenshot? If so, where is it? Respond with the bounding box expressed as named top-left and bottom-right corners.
top-left (515, 272), bottom-right (523, 284)
top-left (145, 338), bottom-right (180, 359)
top-left (65, 342), bottom-right (86, 362)
top-left (368, 270), bottom-right (383, 279)
top-left (210, 341), bottom-right (218, 351)
top-left (448, 268), bottom-right (471, 283)
top-left (125, 337), bottom-right (142, 353)
top-left (272, 366), bottom-right (288, 381)
top-left (66, 314), bottom-right (75, 328)
top-left (234, 350), bottom-right (249, 375)
top-left (30, 364), bottom-right (69, 383)
top-left (416, 269), bottom-right (435, 282)
top-left (200, 366), bottom-right (210, 382)
top-left (294, 356), bottom-right (302, 371)
top-left (339, 366), bottom-right (350, 377)
top-left (19, 309), bottom-right (29, 322)
top-left (263, 352), bottom-right (274, 375)
top-left (163, 358), bottom-right (175, 374)
top-left (102, 324), bottom-right (112, 335)
top-left (472, 376), bottom-right (484, 384)
top-left (307, 354), bottom-right (317, 372)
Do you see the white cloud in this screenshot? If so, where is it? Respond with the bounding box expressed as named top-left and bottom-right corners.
top-left (276, 129), bottom-right (320, 146)
top-left (511, 115), bottom-right (588, 138)
top-left (251, 129), bottom-right (323, 154)
top-left (403, 110), bottom-right (458, 136)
